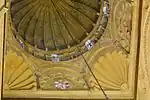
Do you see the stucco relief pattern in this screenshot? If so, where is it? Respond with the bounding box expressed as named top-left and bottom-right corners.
top-left (110, 0), bottom-right (132, 53)
top-left (39, 66), bottom-right (88, 90)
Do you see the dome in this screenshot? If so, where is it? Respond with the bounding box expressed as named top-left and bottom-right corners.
top-left (10, 0), bottom-right (109, 61)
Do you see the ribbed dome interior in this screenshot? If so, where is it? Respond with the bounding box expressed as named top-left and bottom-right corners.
top-left (11, 0), bottom-right (100, 50)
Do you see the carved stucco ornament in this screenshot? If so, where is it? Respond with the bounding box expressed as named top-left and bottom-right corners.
top-left (111, 0), bottom-right (132, 53)
top-left (38, 66), bottom-right (88, 90)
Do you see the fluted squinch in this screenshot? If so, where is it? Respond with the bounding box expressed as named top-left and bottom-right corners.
top-left (4, 51), bottom-right (37, 90)
top-left (90, 51), bottom-right (129, 90)
top-left (10, 0), bottom-right (108, 60)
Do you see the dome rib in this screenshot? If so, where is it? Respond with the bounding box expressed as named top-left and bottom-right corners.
top-left (71, 0), bottom-right (100, 11)
top-left (61, 0), bottom-right (97, 22)
top-left (50, 7), bottom-right (61, 50)
top-left (54, 9), bottom-right (80, 45)
top-left (58, 1), bottom-right (94, 33)
top-left (53, 10), bottom-right (69, 49)
top-left (51, 6), bottom-right (75, 47)
top-left (25, 5), bottom-right (43, 45)
top-left (13, 0), bottom-right (39, 29)
top-left (18, 3), bottom-right (41, 38)
top-left (11, 0), bottom-right (35, 16)
top-left (51, 2), bottom-right (80, 44)
top-left (54, 1), bottom-right (87, 40)
top-left (65, 0), bottom-right (99, 22)
top-left (34, 7), bottom-right (45, 49)
top-left (44, 6), bottom-right (56, 50)
top-left (54, 4), bottom-right (85, 43)
top-left (52, 2), bottom-right (71, 50)
top-left (44, 7), bottom-right (54, 50)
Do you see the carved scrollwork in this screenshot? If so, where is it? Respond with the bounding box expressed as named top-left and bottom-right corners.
top-left (111, 0), bottom-right (132, 53)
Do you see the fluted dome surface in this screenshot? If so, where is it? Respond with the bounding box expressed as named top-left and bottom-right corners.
top-left (11, 0), bottom-right (100, 49)
top-left (10, 0), bottom-right (108, 60)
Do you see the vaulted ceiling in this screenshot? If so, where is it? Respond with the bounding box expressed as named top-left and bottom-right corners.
top-left (2, 0), bottom-right (139, 99)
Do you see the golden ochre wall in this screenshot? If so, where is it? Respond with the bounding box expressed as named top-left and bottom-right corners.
top-left (0, 0), bottom-right (150, 100)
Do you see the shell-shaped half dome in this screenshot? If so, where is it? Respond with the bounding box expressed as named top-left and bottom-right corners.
top-left (10, 0), bottom-right (109, 61)
top-left (4, 51), bottom-right (37, 90)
